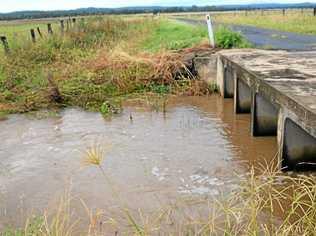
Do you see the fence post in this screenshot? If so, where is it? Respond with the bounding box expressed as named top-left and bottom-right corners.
top-left (282, 9), bottom-right (285, 16)
top-left (314, 8), bottom-right (316, 16)
top-left (66, 20), bottom-right (70, 31)
top-left (0, 36), bottom-right (9, 53)
top-left (206, 14), bottom-right (215, 48)
top-left (12, 32), bottom-right (17, 42)
top-left (79, 18), bottom-right (85, 32)
top-left (60, 20), bottom-right (65, 33)
top-left (36, 27), bottom-right (43, 38)
top-left (30, 29), bottom-right (36, 43)
top-left (47, 23), bottom-right (53, 34)
top-left (72, 18), bottom-right (77, 31)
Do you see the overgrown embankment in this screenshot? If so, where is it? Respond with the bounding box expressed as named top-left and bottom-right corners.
top-left (0, 17), bottom-right (249, 116)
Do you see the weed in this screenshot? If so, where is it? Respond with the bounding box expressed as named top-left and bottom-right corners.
top-left (100, 100), bottom-right (122, 117)
top-left (215, 26), bottom-right (251, 49)
top-left (82, 143), bottom-right (106, 167)
top-left (148, 83), bottom-right (170, 94)
top-left (0, 111), bottom-right (8, 121)
top-left (2, 190), bottom-right (76, 236)
top-left (3, 217), bottom-right (44, 236)
top-left (208, 82), bottom-right (219, 93)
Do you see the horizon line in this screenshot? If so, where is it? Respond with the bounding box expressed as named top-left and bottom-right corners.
top-left (1, 1), bottom-right (315, 14)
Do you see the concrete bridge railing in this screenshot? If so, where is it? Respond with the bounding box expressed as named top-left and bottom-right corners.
top-left (215, 49), bottom-right (316, 170)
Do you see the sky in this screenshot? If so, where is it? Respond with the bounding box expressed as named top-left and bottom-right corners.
top-left (1, 0), bottom-right (315, 13)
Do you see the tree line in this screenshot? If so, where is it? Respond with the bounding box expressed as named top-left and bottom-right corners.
top-left (1, 3), bottom-right (316, 21)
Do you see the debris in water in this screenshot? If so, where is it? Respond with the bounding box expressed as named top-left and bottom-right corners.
top-left (178, 186), bottom-right (219, 196)
top-left (189, 174), bottom-right (224, 186)
top-left (151, 166), bottom-right (168, 182)
top-left (139, 156), bottom-right (148, 161)
top-left (152, 167), bottom-right (160, 177)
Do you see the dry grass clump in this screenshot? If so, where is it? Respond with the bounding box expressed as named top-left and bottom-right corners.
top-left (150, 52), bottom-right (191, 83)
top-left (87, 44), bottom-right (215, 98)
top-left (82, 144), bottom-right (105, 167)
top-left (89, 49), bottom-right (188, 84)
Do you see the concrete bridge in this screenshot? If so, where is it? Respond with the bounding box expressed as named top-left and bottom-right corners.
top-left (195, 49), bottom-right (316, 170)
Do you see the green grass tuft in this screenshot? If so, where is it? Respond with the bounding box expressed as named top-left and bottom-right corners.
top-left (215, 26), bottom-right (252, 49)
top-left (141, 19), bottom-right (208, 52)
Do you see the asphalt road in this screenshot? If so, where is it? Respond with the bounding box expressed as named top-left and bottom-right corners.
top-left (176, 18), bottom-right (316, 51)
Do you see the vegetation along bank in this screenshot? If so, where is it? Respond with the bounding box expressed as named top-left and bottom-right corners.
top-left (0, 16), bottom-right (250, 118)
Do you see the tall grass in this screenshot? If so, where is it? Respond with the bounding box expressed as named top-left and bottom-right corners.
top-left (215, 26), bottom-right (252, 49)
top-left (186, 9), bottom-right (316, 35)
top-left (3, 191), bottom-right (77, 236)
top-left (215, 10), bottom-right (316, 35)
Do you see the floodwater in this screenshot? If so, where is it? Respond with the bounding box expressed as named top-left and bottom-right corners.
top-left (0, 96), bottom-right (277, 231)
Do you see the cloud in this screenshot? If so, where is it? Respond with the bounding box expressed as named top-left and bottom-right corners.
top-left (1, 0), bottom-right (315, 13)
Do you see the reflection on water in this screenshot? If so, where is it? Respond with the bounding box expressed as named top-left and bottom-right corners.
top-left (0, 95), bottom-right (277, 229)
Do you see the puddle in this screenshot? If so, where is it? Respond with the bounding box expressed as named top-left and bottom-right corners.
top-left (0, 96), bottom-right (277, 229)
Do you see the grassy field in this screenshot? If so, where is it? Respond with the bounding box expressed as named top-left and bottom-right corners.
top-left (0, 20), bottom-right (60, 48)
top-left (141, 19), bottom-right (208, 52)
top-left (0, 16), bottom-right (249, 116)
top-left (180, 9), bottom-right (316, 35)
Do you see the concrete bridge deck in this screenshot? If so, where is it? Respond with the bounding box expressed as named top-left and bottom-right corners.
top-left (216, 49), bottom-right (316, 170)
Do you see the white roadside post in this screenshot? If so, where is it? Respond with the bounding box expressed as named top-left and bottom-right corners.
top-left (206, 14), bottom-right (215, 48)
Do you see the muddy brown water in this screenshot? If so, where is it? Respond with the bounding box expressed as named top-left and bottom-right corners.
top-left (0, 96), bottom-right (277, 231)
